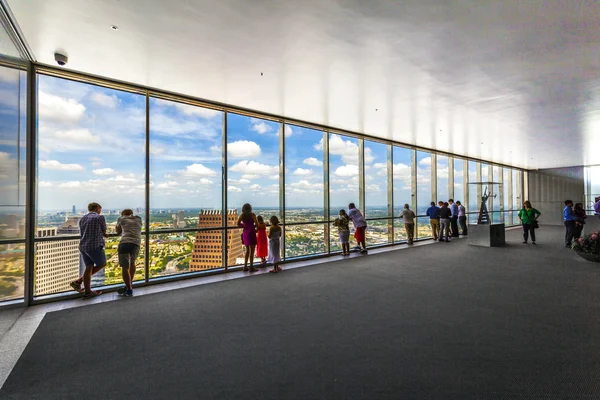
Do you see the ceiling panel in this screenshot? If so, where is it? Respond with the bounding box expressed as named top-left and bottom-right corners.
top-left (6, 0), bottom-right (600, 168)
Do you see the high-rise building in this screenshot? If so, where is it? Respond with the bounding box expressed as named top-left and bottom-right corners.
top-left (175, 210), bottom-right (186, 229)
top-left (72, 205), bottom-right (76, 215)
top-left (190, 209), bottom-right (244, 271)
top-left (34, 227), bottom-right (81, 296)
top-left (7, 214), bottom-right (18, 231)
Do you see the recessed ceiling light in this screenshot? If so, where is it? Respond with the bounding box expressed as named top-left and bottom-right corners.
top-left (111, 25), bottom-right (119, 31)
top-left (260, 72), bottom-right (264, 76)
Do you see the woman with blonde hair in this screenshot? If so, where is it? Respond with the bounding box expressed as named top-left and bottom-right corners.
top-left (518, 200), bottom-right (541, 245)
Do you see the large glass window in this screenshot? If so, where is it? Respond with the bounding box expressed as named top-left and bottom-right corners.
top-left (512, 169), bottom-right (521, 224)
top-left (0, 65), bottom-right (26, 301)
top-left (416, 151), bottom-right (432, 238)
top-left (149, 98), bottom-right (223, 229)
top-left (468, 161), bottom-right (478, 223)
top-left (436, 155), bottom-right (449, 203)
top-left (364, 141), bottom-right (390, 245)
top-left (284, 125), bottom-right (324, 223)
top-left (393, 146), bottom-right (413, 242)
top-left (284, 124), bottom-right (325, 258)
top-left (35, 75), bottom-right (146, 295)
top-left (585, 166), bottom-right (600, 211)
top-left (491, 165), bottom-right (502, 223)
top-left (328, 134), bottom-right (360, 217)
top-left (503, 168), bottom-right (512, 225)
top-left (226, 113), bottom-right (280, 267)
top-left (454, 158), bottom-right (465, 206)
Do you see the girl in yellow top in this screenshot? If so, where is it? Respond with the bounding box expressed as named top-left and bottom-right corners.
top-left (518, 201), bottom-right (541, 245)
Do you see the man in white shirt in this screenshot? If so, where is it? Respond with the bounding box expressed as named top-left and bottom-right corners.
top-left (456, 201), bottom-right (468, 235)
top-left (399, 203), bottom-right (416, 245)
top-left (116, 209), bottom-right (142, 297)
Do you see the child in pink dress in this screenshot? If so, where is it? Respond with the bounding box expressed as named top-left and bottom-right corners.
top-left (256, 215), bottom-right (268, 264)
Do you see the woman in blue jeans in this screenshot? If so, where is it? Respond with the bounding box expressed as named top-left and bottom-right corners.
top-left (518, 201), bottom-right (541, 245)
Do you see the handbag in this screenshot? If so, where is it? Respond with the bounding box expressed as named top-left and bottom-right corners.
top-left (532, 220), bottom-right (539, 229)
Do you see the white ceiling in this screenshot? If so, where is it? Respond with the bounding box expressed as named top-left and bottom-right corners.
top-left (6, 0), bottom-right (600, 169)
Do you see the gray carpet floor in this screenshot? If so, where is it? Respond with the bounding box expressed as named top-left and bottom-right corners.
top-left (2, 226), bottom-right (600, 399)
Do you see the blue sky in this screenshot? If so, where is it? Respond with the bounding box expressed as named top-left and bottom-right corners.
top-left (30, 73), bottom-right (517, 217)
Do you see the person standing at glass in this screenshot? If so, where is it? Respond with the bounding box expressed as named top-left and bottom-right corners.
top-left (456, 201), bottom-right (468, 235)
top-left (116, 209), bottom-right (142, 297)
top-left (563, 200), bottom-right (578, 248)
top-left (268, 216), bottom-right (282, 273)
top-left (448, 199), bottom-right (459, 238)
top-left (573, 203), bottom-right (587, 239)
top-left (255, 215), bottom-right (268, 264)
top-left (399, 203), bottom-right (416, 245)
top-left (438, 202), bottom-right (452, 242)
top-left (426, 201), bottom-right (440, 241)
top-left (517, 201), bottom-right (541, 245)
top-left (348, 203), bottom-right (368, 254)
top-left (594, 196), bottom-right (600, 216)
top-left (334, 209), bottom-right (351, 256)
top-left (70, 202), bottom-right (108, 298)
top-left (237, 203), bottom-right (259, 272)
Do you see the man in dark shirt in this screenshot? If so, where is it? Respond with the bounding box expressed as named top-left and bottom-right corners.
top-left (70, 202), bottom-right (108, 298)
top-left (439, 202), bottom-right (452, 242)
top-left (449, 199), bottom-right (459, 237)
top-left (426, 201), bottom-right (440, 241)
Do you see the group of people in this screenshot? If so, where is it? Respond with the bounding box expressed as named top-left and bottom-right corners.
top-left (418, 199), bottom-right (467, 243)
top-left (70, 202), bottom-right (142, 298)
top-left (563, 198), bottom-right (597, 248)
top-left (237, 203), bottom-right (282, 273)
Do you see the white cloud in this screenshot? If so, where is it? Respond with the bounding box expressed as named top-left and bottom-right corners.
top-left (38, 91), bottom-right (86, 123)
top-left (230, 160), bottom-right (279, 177)
top-left (90, 92), bottom-right (118, 108)
top-left (333, 164), bottom-right (358, 177)
top-left (241, 174), bottom-right (259, 180)
top-left (250, 118), bottom-right (273, 134)
top-left (89, 157), bottom-right (102, 167)
top-left (293, 168), bottom-right (312, 176)
top-left (303, 157), bottom-right (323, 167)
top-left (249, 184), bottom-right (261, 190)
top-left (58, 181), bottom-right (83, 188)
top-left (228, 178), bottom-right (251, 185)
top-left (54, 128), bottom-right (100, 144)
top-left (92, 168), bottom-right (116, 176)
top-left (210, 145), bottom-right (221, 154)
top-left (38, 181), bottom-right (53, 188)
top-left (228, 185), bottom-right (242, 192)
top-left (419, 157), bottom-right (432, 166)
top-left (228, 140), bottom-right (261, 158)
top-left (180, 163), bottom-right (218, 177)
top-left (285, 125), bottom-right (293, 137)
top-left (315, 134), bottom-right (375, 165)
top-left (39, 160), bottom-right (84, 171)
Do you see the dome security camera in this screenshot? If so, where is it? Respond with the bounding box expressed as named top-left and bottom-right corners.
top-left (54, 52), bottom-right (68, 66)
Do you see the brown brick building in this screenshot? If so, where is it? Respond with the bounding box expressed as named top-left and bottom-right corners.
top-left (189, 209), bottom-right (244, 271)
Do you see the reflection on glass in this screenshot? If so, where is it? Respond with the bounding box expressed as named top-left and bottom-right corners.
top-left (34, 238), bottom-right (81, 296)
top-left (149, 98), bottom-right (223, 229)
top-left (285, 125), bottom-right (324, 223)
top-left (416, 151), bottom-right (432, 216)
top-left (416, 217), bottom-right (432, 239)
top-left (365, 218), bottom-right (391, 245)
top-left (468, 161), bottom-right (478, 216)
top-left (393, 146), bottom-right (413, 218)
top-left (0, 66), bottom-right (26, 240)
top-left (36, 75), bottom-right (146, 235)
top-left (437, 155), bottom-right (449, 202)
top-left (149, 232), bottom-right (195, 278)
top-left (365, 141), bottom-right (389, 219)
top-left (394, 219), bottom-right (408, 242)
top-left (329, 133), bottom-right (359, 219)
top-left (227, 113), bottom-right (281, 222)
top-left (512, 170), bottom-right (519, 215)
top-left (0, 243), bottom-right (24, 301)
top-left (454, 158), bottom-right (464, 206)
top-left (285, 224), bottom-right (326, 258)
top-left (503, 168), bottom-right (512, 225)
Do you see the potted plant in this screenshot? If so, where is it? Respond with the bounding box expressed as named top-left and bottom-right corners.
top-left (572, 230), bottom-right (600, 262)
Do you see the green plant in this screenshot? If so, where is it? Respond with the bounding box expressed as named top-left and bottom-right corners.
top-left (572, 230), bottom-right (600, 255)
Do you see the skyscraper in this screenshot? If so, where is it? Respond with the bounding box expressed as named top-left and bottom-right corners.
top-left (34, 227), bottom-right (81, 295)
top-left (72, 205), bottom-right (76, 215)
top-left (190, 209), bottom-right (244, 271)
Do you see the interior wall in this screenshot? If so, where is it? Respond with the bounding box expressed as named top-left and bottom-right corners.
top-left (527, 167), bottom-right (585, 226)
